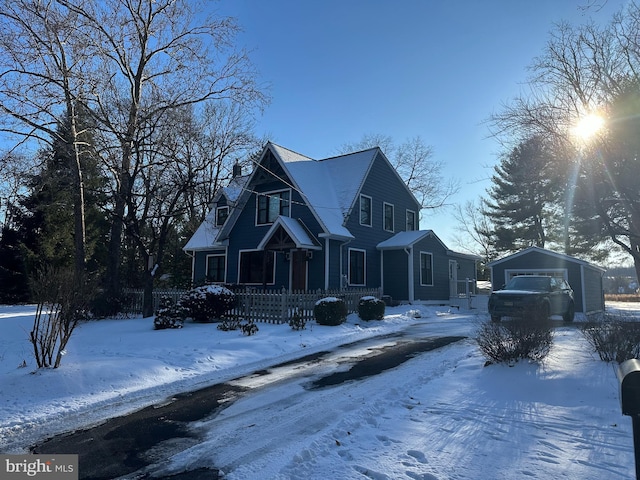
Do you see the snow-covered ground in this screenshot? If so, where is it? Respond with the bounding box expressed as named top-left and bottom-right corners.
top-left (0, 303), bottom-right (638, 479)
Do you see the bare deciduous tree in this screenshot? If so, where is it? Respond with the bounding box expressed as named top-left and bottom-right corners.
top-left (488, 4), bottom-right (640, 279)
top-left (52, 0), bottom-right (268, 309)
top-left (338, 134), bottom-right (459, 214)
top-left (0, 0), bottom-right (94, 281)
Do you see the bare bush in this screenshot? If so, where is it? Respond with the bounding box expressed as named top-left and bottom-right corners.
top-left (476, 317), bottom-right (554, 365)
top-left (30, 268), bottom-right (92, 368)
top-left (580, 313), bottom-right (640, 363)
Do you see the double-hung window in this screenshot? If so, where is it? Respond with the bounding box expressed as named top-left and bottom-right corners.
top-left (206, 254), bottom-right (226, 283)
top-left (349, 248), bottom-right (366, 286)
top-left (406, 210), bottom-right (416, 231)
top-left (420, 252), bottom-right (433, 286)
top-left (257, 189), bottom-right (290, 225)
top-left (360, 195), bottom-right (372, 227)
top-left (216, 206), bottom-right (229, 227)
top-left (384, 203), bottom-right (394, 232)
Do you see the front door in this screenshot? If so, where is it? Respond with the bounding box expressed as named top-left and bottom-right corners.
top-left (291, 249), bottom-right (307, 291)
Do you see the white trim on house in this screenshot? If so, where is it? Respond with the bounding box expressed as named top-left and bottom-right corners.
top-left (348, 247), bottom-right (367, 286)
top-left (237, 249), bottom-right (276, 285)
top-left (205, 251), bottom-right (228, 283)
top-left (359, 194), bottom-right (373, 227)
top-left (383, 202), bottom-right (394, 232)
top-left (420, 251), bottom-right (434, 286)
top-left (254, 188), bottom-right (292, 226)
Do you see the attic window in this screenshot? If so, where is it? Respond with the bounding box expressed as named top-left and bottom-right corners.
top-left (384, 203), bottom-right (394, 232)
top-left (360, 195), bottom-right (372, 227)
top-left (216, 206), bottom-right (229, 226)
top-left (257, 189), bottom-right (290, 225)
top-left (406, 210), bottom-right (416, 231)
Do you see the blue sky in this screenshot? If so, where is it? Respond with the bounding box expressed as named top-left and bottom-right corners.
top-left (215, 0), bottom-right (626, 248)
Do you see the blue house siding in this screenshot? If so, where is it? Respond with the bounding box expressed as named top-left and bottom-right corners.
top-left (412, 237), bottom-right (450, 301)
top-left (381, 249), bottom-right (409, 301)
top-left (343, 152), bottom-right (421, 289)
top-left (185, 143), bottom-right (473, 300)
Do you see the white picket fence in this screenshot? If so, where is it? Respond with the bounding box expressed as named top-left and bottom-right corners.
top-left (123, 287), bottom-right (382, 324)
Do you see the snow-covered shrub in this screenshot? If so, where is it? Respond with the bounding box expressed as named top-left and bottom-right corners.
top-left (580, 313), bottom-right (640, 363)
top-left (217, 318), bottom-right (242, 331)
top-left (154, 295), bottom-right (185, 330)
top-left (314, 297), bottom-right (347, 326)
top-left (240, 320), bottom-right (259, 336)
top-left (357, 296), bottom-right (385, 321)
top-left (217, 317), bottom-right (258, 335)
top-left (476, 316), bottom-right (554, 365)
top-left (179, 285), bottom-right (237, 323)
top-left (289, 308), bottom-right (307, 330)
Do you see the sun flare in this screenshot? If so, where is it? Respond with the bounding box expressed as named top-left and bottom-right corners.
top-left (573, 113), bottom-right (605, 141)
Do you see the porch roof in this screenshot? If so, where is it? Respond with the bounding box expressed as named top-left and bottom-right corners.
top-left (257, 216), bottom-right (322, 251)
top-left (376, 230), bottom-right (433, 250)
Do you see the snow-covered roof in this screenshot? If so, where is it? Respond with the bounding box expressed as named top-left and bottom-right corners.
top-left (183, 210), bottom-right (223, 252)
top-left (270, 143), bottom-right (377, 239)
top-left (185, 142), bottom-right (407, 250)
top-left (487, 246), bottom-right (605, 271)
top-left (257, 216), bottom-right (321, 250)
top-left (376, 230), bottom-right (433, 250)
top-left (377, 230), bottom-right (481, 261)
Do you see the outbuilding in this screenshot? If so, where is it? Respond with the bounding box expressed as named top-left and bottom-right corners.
top-left (487, 246), bottom-right (605, 315)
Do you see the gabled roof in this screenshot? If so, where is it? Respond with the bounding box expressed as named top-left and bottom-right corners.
top-left (487, 246), bottom-right (605, 272)
top-left (376, 230), bottom-right (433, 250)
top-left (185, 141), bottom-right (423, 251)
top-left (256, 216), bottom-right (322, 250)
top-left (183, 175), bottom-right (249, 252)
top-left (377, 230), bottom-right (481, 261)
top-left (183, 210), bottom-right (224, 252)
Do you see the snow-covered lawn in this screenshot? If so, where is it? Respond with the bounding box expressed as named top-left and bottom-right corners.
top-left (0, 303), bottom-right (637, 479)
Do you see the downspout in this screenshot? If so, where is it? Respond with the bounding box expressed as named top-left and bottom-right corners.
top-left (340, 239), bottom-right (352, 290)
top-left (324, 237), bottom-right (330, 290)
top-left (405, 247), bottom-right (414, 304)
top-left (380, 250), bottom-right (384, 295)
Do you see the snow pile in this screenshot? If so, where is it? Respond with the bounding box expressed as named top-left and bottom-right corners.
top-left (0, 303), bottom-right (637, 478)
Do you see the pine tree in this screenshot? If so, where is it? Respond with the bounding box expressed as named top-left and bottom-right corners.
top-left (483, 136), bottom-right (563, 254)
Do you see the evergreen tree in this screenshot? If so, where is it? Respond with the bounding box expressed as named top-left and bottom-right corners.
top-left (483, 136), bottom-right (563, 254)
top-left (10, 106), bottom-right (108, 285)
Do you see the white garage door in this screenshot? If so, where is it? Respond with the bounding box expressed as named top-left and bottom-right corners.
top-left (505, 269), bottom-right (568, 283)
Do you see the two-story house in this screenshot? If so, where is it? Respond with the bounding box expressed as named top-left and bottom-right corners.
top-left (184, 142), bottom-right (478, 304)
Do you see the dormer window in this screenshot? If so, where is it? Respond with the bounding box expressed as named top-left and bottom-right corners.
top-left (216, 206), bottom-right (229, 226)
top-left (257, 189), bottom-right (290, 225)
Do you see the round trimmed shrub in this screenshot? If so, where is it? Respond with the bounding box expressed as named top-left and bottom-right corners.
top-left (179, 285), bottom-right (237, 322)
top-left (154, 295), bottom-right (185, 330)
top-left (357, 296), bottom-right (385, 321)
top-left (314, 297), bottom-right (347, 326)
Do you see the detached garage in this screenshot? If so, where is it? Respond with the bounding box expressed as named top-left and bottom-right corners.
top-left (487, 246), bottom-right (605, 315)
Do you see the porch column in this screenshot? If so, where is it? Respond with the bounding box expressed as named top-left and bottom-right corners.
top-left (407, 246), bottom-right (414, 303)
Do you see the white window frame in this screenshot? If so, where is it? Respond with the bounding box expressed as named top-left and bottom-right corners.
top-left (348, 248), bottom-right (367, 286)
top-left (215, 206), bottom-right (229, 227)
top-left (359, 194), bottom-right (372, 227)
top-left (238, 249), bottom-right (276, 285)
top-left (383, 202), bottom-right (394, 232)
top-left (406, 209), bottom-right (417, 231)
top-left (420, 251), bottom-right (434, 286)
top-left (255, 188), bottom-right (291, 226)
top-left (206, 253), bottom-right (227, 283)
